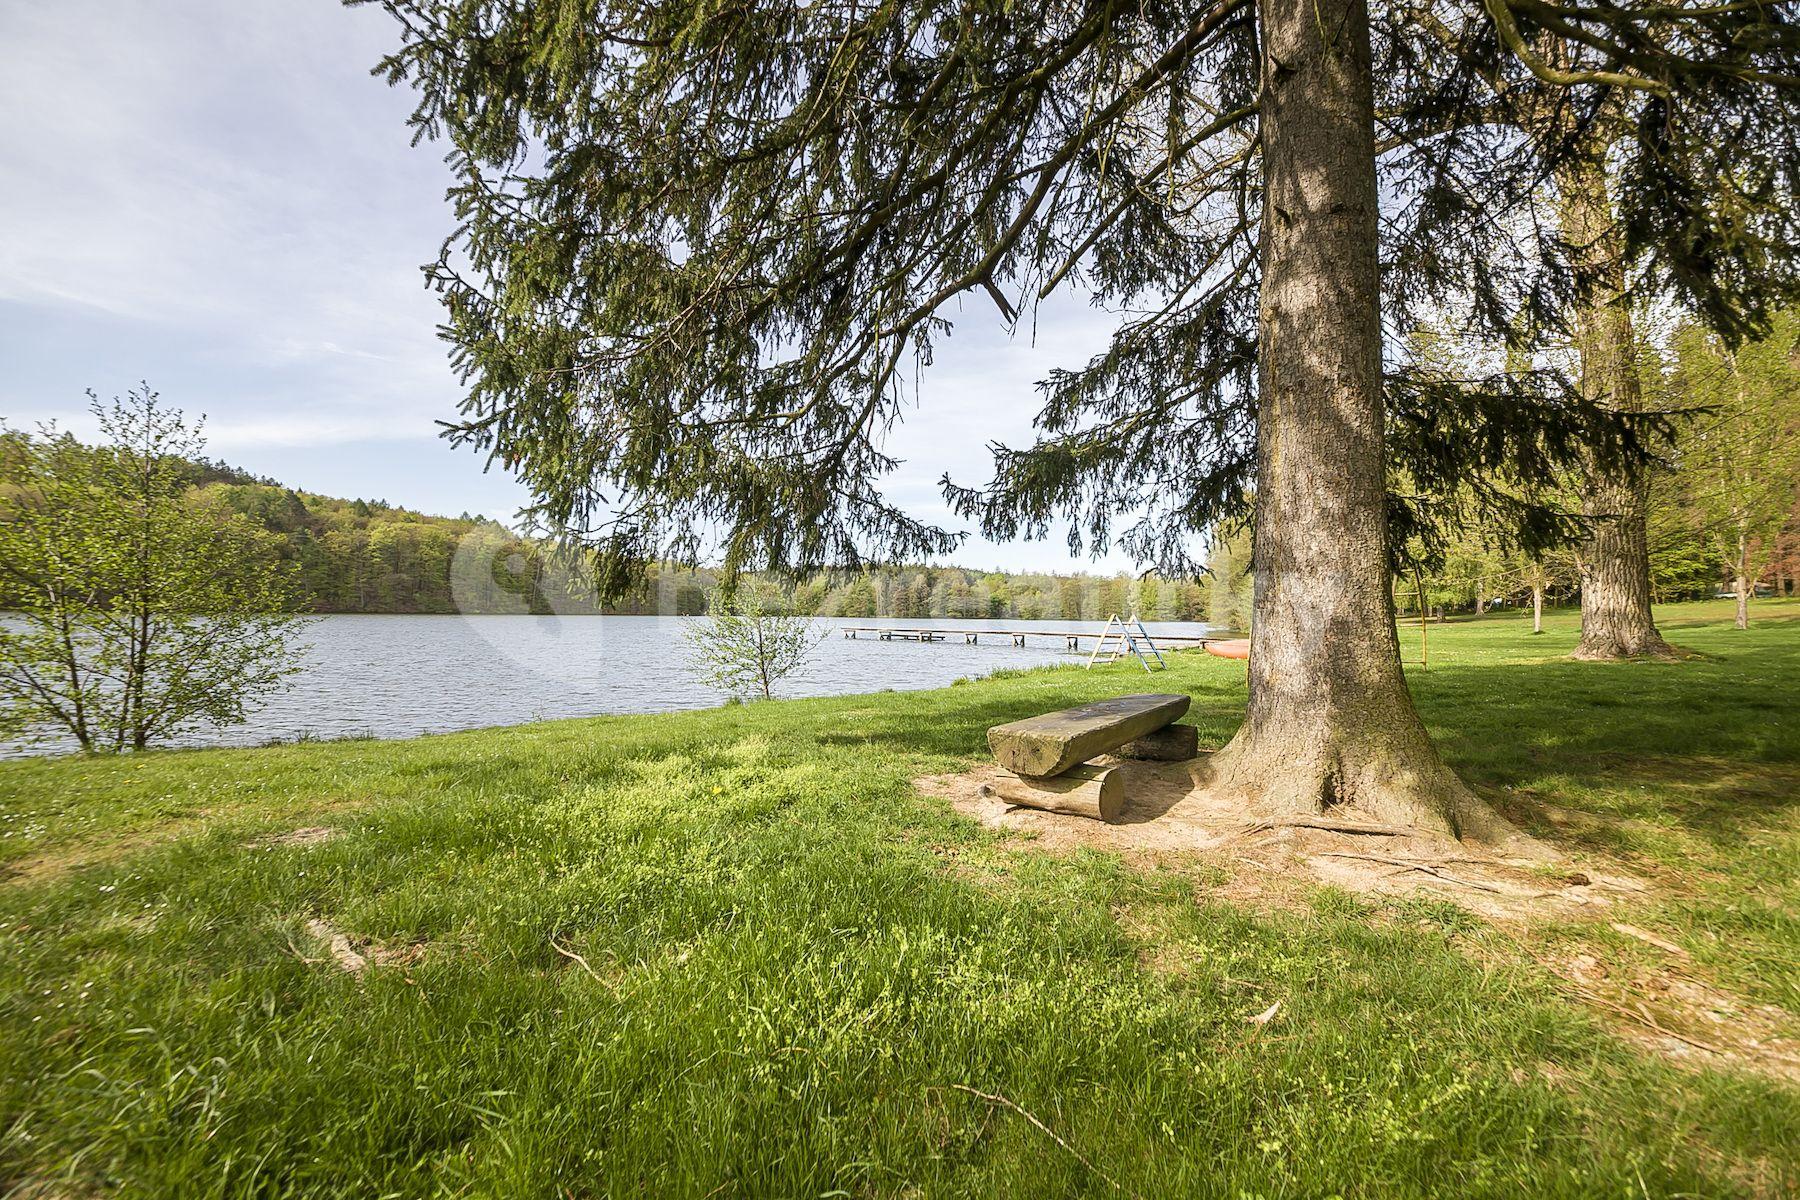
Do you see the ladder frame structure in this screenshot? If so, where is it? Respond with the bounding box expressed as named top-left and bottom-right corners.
top-left (1084, 613), bottom-right (1168, 672)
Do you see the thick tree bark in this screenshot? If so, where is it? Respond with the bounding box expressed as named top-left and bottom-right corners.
top-left (1557, 149), bottom-right (1677, 661)
top-left (1204, 0), bottom-right (1515, 843)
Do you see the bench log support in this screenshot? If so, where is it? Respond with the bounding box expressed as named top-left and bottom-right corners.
top-left (983, 764), bottom-right (1125, 823)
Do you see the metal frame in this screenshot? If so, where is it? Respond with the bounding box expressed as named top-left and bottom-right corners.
top-left (1085, 612), bottom-right (1167, 672)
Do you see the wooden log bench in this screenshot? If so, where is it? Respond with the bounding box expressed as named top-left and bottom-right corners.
top-left (983, 693), bottom-right (1194, 823)
top-left (988, 693), bottom-right (1190, 777)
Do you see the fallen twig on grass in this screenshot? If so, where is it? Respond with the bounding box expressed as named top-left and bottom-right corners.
top-left (1314, 852), bottom-right (1510, 894)
top-left (1277, 817), bottom-right (1417, 837)
top-left (1568, 985), bottom-right (1732, 1057)
top-left (282, 930), bottom-right (325, 966)
top-left (949, 1084), bottom-right (1122, 1191)
top-left (1569, 980), bottom-right (1800, 1067)
top-left (549, 935), bottom-right (611, 987)
top-left (1609, 922), bottom-right (1689, 957)
top-left (1493, 930), bottom-right (1800, 1073)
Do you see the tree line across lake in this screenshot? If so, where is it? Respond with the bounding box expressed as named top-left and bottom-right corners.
top-left (112, 457), bottom-right (1238, 623)
top-left (6, 414), bottom-right (1792, 632)
top-left (57, 320), bottom-right (1800, 628)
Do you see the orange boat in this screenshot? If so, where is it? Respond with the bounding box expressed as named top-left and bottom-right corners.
top-left (1204, 638), bottom-right (1250, 660)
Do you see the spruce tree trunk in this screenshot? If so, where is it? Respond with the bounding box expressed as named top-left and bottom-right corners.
top-left (1557, 147), bottom-right (1676, 661)
top-left (1205, 0), bottom-right (1514, 843)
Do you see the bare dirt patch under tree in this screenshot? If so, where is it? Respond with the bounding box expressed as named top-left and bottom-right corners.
top-left (918, 756), bottom-right (1800, 1083)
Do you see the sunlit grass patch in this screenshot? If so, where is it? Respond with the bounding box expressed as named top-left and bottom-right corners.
top-left (1, 599), bottom-right (1797, 1196)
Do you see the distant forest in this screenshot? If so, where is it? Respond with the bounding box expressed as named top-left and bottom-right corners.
top-left (31, 453), bottom-right (1788, 625)
top-left (182, 460), bottom-right (1227, 622)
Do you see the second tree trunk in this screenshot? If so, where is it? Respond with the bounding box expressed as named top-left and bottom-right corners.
top-left (1557, 143), bottom-right (1677, 661)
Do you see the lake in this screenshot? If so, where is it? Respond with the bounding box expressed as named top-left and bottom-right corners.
top-left (4, 615), bottom-right (1216, 755)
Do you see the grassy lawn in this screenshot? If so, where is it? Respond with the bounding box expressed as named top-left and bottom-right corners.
top-left (2, 598), bottom-right (1796, 1198)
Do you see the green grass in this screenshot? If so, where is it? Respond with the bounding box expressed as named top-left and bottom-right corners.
top-left (1, 599), bottom-right (1796, 1197)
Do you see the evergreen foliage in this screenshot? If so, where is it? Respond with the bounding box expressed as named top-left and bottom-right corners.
top-left (351, 0), bottom-right (1799, 587)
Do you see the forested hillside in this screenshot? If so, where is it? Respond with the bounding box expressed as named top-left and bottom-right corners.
top-left (186, 464), bottom-right (1216, 619)
top-left (13, 446), bottom-right (1790, 622)
top-left (212, 458), bottom-right (1794, 624)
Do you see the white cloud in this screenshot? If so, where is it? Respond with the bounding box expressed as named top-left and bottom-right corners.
top-left (0, 1), bottom-right (455, 407)
top-left (0, 0), bottom-right (1163, 574)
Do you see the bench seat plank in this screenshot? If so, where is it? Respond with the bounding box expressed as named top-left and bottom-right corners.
top-left (987, 693), bottom-right (1190, 778)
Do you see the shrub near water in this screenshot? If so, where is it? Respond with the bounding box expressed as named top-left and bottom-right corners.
top-left (1, 601), bottom-right (1798, 1196)
top-left (0, 388), bottom-right (307, 753)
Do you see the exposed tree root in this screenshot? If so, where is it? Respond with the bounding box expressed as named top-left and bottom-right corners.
top-left (1197, 719), bottom-right (1543, 855)
top-left (918, 762), bottom-right (1585, 918)
top-left (1570, 634), bottom-right (1681, 662)
top-left (1314, 851), bottom-right (1536, 896)
top-left (1237, 817), bottom-right (1418, 837)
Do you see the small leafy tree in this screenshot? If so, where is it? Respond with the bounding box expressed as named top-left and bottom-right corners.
top-left (0, 387), bottom-right (309, 751)
top-left (1204, 528), bottom-right (1254, 633)
top-left (1668, 312), bottom-right (1800, 629)
top-left (682, 586), bottom-right (829, 702)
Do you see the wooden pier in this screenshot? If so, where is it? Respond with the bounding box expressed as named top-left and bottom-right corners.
top-left (840, 626), bottom-right (1220, 651)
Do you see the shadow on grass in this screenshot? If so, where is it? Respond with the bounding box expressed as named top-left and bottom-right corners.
top-left (808, 688), bottom-right (1245, 764)
top-left (1418, 637), bottom-right (1800, 850)
top-left (812, 630), bottom-right (1800, 856)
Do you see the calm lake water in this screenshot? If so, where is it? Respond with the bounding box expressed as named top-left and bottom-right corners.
top-left (5, 615), bottom-right (1215, 755)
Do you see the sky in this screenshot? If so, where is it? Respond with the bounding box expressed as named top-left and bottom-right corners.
top-left (0, 0), bottom-right (1144, 575)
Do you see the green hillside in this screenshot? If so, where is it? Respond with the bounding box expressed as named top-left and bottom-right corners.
top-left (193, 467), bottom-right (1214, 620)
